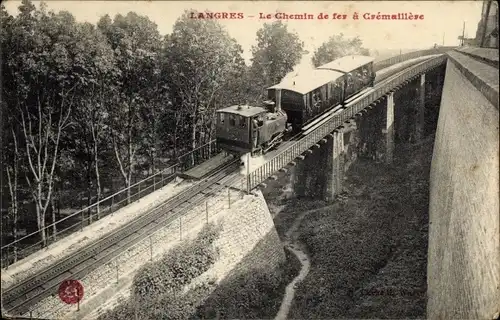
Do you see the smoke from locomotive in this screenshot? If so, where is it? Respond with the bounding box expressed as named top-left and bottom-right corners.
top-left (239, 153), bottom-right (267, 176)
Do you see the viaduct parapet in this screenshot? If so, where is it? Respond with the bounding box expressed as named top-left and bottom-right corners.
top-left (427, 47), bottom-right (499, 319)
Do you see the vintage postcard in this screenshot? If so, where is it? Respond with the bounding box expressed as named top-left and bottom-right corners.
top-left (1, 1), bottom-right (498, 319)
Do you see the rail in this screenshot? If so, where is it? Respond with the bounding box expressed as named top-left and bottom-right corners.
top-left (19, 175), bottom-right (246, 319)
top-left (1, 140), bottom-right (220, 268)
top-left (247, 54), bottom-right (448, 191)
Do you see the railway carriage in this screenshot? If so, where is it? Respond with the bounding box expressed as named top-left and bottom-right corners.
top-left (267, 55), bottom-right (375, 131)
top-left (216, 55), bottom-right (376, 156)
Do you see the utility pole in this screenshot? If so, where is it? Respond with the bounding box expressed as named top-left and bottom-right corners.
top-left (461, 21), bottom-right (466, 46)
top-left (442, 32), bottom-right (445, 46)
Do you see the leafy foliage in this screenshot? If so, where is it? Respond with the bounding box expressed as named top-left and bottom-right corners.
top-left (133, 223), bottom-right (221, 299)
top-left (288, 139), bottom-right (433, 318)
top-left (195, 248), bottom-right (301, 319)
top-left (162, 10), bottom-right (247, 154)
top-left (312, 33), bottom-right (370, 67)
top-left (249, 21), bottom-right (304, 103)
top-left (0, 1), bottom-right (306, 257)
top-left (98, 223), bottom-right (222, 320)
top-left (99, 281), bottom-right (216, 320)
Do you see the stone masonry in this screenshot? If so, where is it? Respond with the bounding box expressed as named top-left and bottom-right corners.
top-left (427, 50), bottom-right (499, 319)
top-left (69, 189), bottom-right (285, 320)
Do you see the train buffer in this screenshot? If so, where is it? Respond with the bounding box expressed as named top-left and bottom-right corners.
top-left (179, 152), bottom-right (235, 180)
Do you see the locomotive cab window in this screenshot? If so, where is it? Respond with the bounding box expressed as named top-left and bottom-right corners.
top-left (239, 116), bottom-right (247, 128)
top-left (229, 114), bottom-right (236, 126)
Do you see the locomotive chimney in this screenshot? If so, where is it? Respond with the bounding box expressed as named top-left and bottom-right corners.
top-left (275, 89), bottom-right (282, 112)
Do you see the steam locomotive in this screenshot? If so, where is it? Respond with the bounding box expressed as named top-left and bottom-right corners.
top-left (216, 55), bottom-right (376, 156)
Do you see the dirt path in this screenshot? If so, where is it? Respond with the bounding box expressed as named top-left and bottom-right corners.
top-left (274, 210), bottom-right (313, 320)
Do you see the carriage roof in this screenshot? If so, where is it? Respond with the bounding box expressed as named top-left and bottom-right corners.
top-left (267, 69), bottom-right (343, 95)
top-left (216, 105), bottom-right (267, 117)
top-left (317, 55), bottom-right (375, 72)
top-left (267, 55), bottom-right (374, 95)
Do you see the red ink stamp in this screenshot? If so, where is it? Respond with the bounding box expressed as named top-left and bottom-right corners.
top-left (58, 279), bottom-right (84, 305)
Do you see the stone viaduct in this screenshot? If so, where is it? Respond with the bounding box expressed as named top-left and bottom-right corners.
top-left (1, 47), bottom-right (498, 320)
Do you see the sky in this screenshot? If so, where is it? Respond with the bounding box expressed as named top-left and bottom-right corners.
top-left (4, 1), bottom-right (483, 66)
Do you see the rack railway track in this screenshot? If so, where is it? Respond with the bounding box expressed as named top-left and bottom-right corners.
top-left (3, 159), bottom-right (241, 316)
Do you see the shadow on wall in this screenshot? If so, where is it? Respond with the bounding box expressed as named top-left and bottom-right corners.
top-left (195, 228), bottom-right (300, 320)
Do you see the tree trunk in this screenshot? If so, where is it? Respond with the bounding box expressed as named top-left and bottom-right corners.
top-left (6, 131), bottom-right (20, 263)
top-left (151, 109), bottom-right (157, 175)
top-left (87, 161), bottom-right (93, 223)
top-left (127, 169), bottom-right (132, 204)
top-left (150, 146), bottom-right (156, 175)
top-left (8, 204), bottom-right (18, 263)
top-left (94, 146), bottom-right (101, 220)
top-left (36, 200), bottom-right (46, 247)
top-left (173, 110), bottom-right (181, 160)
top-left (127, 136), bottom-right (133, 204)
top-left (112, 132), bottom-right (132, 205)
top-left (20, 86), bottom-right (74, 249)
top-left (51, 193), bottom-right (57, 241)
top-left (12, 216), bottom-right (18, 263)
top-left (191, 112), bottom-right (197, 167)
top-left (209, 138), bottom-right (213, 158)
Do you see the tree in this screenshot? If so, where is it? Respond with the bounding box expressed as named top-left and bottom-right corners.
top-left (3, 2), bottom-right (84, 246)
top-left (162, 10), bottom-right (246, 160)
top-left (70, 21), bottom-right (117, 220)
top-left (312, 34), bottom-right (370, 67)
top-left (1, 5), bottom-right (21, 260)
top-left (98, 12), bottom-right (162, 203)
top-left (249, 21), bottom-right (304, 102)
top-left (2, 104), bottom-right (22, 262)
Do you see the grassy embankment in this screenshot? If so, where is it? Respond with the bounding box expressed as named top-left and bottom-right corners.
top-left (268, 135), bottom-right (434, 319)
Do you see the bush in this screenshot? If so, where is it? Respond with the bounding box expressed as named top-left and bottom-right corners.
top-left (99, 282), bottom-right (216, 320)
top-left (133, 222), bottom-right (222, 299)
top-left (195, 249), bottom-right (301, 319)
top-left (98, 223), bottom-right (222, 320)
top-left (145, 281), bottom-right (216, 320)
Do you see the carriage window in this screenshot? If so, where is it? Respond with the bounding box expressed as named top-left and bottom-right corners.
top-left (334, 80), bottom-right (343, 101)
top-left (218, 113), bottom-right (225, 124)
top-left (229, 114), bottom-right (236, 126)
top-left (312, 90), bottom-right (322, 108)
top-left (347, 74), bottom-right (354, 86)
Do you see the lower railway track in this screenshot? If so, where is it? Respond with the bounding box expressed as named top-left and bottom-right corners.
top-left (3, 159), bottom-right (242, 316)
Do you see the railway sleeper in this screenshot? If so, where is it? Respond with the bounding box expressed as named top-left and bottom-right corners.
top-left (69, 257), bottom-right (98, 275)
top-left (93, 245), bottom-right (119, 260)
top-left (187, 193), bottom-right (206, 204)
top-left (124, 231), bottom-right (150, 246)
top-left (216, 175), bottom-right (236, 186)
top-left (171, 207), bottom-right (186, 214)
top-left (198, 189), bottom-right (212, 196)
top-left (40, 271), bottom-right (73, 291)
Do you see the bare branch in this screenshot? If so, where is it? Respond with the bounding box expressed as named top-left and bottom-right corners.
top-left (18, 104), bottom-right (39, 182)
top-left (112, 132), bottom-right (129, 182)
